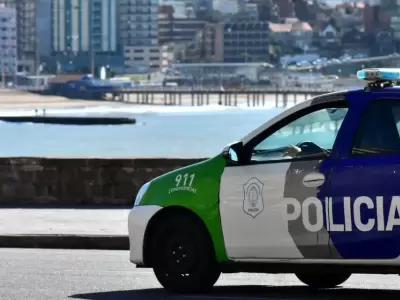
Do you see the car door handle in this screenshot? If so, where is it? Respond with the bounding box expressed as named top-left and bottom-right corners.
top-left (302, 172), bottom-right (325, 188)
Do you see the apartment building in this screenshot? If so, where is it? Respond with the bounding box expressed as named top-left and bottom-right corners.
top-left (123, 46), bottom-right (160, 72)
top-left (0, 6), bottom-right (17, 75)
top-left (0, 0), bottom-right (37, 73)
top-left (52, 0), bottom-right (117, 53)
top-left (120, 0), bottom-right (160, 72)
top-left (223, 21), bottom-right (270, 62)
top-left (52, 0), bottom-right (122, 72)
top-left (158, 3), bottom-right (206, 45)
top-left (36, 0), bottom-right (52, 58)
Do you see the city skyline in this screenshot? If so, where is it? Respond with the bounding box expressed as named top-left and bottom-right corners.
top-left (0, 0), bottom-right (398, 75)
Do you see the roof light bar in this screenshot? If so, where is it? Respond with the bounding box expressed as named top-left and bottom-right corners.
top-left (357, 68), bottom-right (400, 82)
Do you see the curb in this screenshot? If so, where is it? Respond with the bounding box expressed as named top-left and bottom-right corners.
top-left (0, 234), bottom-right (129, 250)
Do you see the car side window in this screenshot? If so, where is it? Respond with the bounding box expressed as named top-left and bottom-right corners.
top-left (250, 105), bottom-right (349, 162)
top-left (352, 100), bottom-right (400, 155)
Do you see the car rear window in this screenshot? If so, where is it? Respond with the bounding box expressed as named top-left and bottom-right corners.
top-left (352, 99), bottom-right (400, 155)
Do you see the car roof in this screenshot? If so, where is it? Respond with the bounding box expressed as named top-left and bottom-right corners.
top-left (347, 86), bottom-right (400, 96)
top-left (305, 86), bottom-right (400, 106)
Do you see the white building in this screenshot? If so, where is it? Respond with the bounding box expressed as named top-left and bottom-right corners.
top-left (0, 6), bottom-right (17, 75)
top-left (124, 46), bottom-right (160, 73)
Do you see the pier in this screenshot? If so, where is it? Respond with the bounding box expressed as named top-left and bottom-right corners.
top-left (118, 87), bottom-right (338, 107)
top-left (17, 85), bottom-right (345, 107)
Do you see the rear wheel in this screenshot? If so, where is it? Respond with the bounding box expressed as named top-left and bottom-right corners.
top-left (295, 271), bottom-right (351, 288)
top-left (150, 213), bottom-right (221, 293)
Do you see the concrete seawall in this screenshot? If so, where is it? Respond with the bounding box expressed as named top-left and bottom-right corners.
top-left (0, 157), bottom-right (204, 205)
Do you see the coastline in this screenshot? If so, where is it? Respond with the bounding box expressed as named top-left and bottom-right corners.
top-left (0, 89), bottom-right (306, 110)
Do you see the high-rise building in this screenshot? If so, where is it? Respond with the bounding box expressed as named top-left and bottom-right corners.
top-left (158, 3), bottom-right (207, 45)
top-left (36, 0), bottom-right (52, 58)
top-left (0, 6), bottom-right (17, 77)
top-left (223, 21), bottom-right (270, 63)
top-left (52, 0), bottom-right (117, 53)
top-left (0, 0), bottom-right (37, 73)
top-left (52, 0), bottom-right (122, 72)
top-left (119, 0), bottom-right (160, 72)
top-left (119, 0), bottom-right (158, 47)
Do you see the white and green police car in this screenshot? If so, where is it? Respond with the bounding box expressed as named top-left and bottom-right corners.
top-left (129, 68), bottom-right (400, 293)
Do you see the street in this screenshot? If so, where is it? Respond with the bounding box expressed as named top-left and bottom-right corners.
top-left (2, 249), bottom-right (400, 300)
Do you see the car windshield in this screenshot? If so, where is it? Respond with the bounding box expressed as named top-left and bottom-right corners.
top-left (255, 107), bottom-right (348, 151)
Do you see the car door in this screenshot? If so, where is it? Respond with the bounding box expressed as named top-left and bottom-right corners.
top-left (329, 97), bottom-right (400, 260)
top-left (219, 98), bottom-right (351, 260)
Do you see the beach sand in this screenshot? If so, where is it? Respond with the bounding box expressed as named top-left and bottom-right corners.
top-left (0, 89), bottom-right (121, 109)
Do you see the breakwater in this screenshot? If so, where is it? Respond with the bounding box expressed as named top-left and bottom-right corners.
top-left (0, 157), bottom-right (204, 205)
top-left (0, 116), bottom-right (136, 125)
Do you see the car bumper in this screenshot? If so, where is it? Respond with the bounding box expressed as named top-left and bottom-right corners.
top-left (128, 205), bottom-right (162, 265)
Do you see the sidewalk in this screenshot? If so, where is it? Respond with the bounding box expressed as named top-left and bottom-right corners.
top-left (0, 207), bottom-right (130, 250)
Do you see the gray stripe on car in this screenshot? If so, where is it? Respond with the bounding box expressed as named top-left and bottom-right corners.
top-left (282, 94), bottom-right (346, 259)
top-left (283, 159), bottom-right (340, 259)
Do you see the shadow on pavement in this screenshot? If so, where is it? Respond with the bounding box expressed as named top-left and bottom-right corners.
top-left (70, 288), bottom-right (168, 300)
top-left (70, 285), bottom-right (400, 300)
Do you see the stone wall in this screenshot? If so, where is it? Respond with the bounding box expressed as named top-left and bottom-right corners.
top-left (0, 157), bottom-right (204, 205)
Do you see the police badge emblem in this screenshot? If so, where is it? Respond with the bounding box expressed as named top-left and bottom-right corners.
top-left (243, 177), bottom-right (264, 218)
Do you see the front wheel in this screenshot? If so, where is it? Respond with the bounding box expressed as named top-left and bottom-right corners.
top-left (296, 271), bottom-right (351, 288)
top-left (150, 213), bottom-right (221, 293)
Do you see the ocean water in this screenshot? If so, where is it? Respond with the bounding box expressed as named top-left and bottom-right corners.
top-left (0, 103), bottom-right (292, 158)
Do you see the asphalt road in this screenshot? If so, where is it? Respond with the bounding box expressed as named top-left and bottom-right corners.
top-left (2, 249), bottom-right (400, 300)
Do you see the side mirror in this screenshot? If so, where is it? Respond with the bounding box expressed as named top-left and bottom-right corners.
top-left (221, 141), bottom-right (243, 163)
top-left (221, 146), bottom-right (231, 159)
top-left (221, 148), bottom-right (232, 160)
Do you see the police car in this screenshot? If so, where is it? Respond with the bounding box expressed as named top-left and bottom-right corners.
top-left (128, 68), bottom-right (400, 293)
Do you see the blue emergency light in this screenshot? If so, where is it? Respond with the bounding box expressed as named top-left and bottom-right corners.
top-left (357, 68), bottom-right (400, 82)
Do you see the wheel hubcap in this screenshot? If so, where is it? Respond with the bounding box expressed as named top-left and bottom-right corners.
top-left (165, 235), bottom-right (196, 274)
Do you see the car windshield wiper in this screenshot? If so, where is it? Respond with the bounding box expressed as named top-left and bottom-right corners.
top-left (252, 147), bottom-right (286, 155)
top-left (297, 149), bottom-right (331, 157)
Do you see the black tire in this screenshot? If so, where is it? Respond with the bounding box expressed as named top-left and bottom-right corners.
top-left (295, 271), bottom-right (351, 288)
top-left (150, 213), bottom-right (221, 294)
